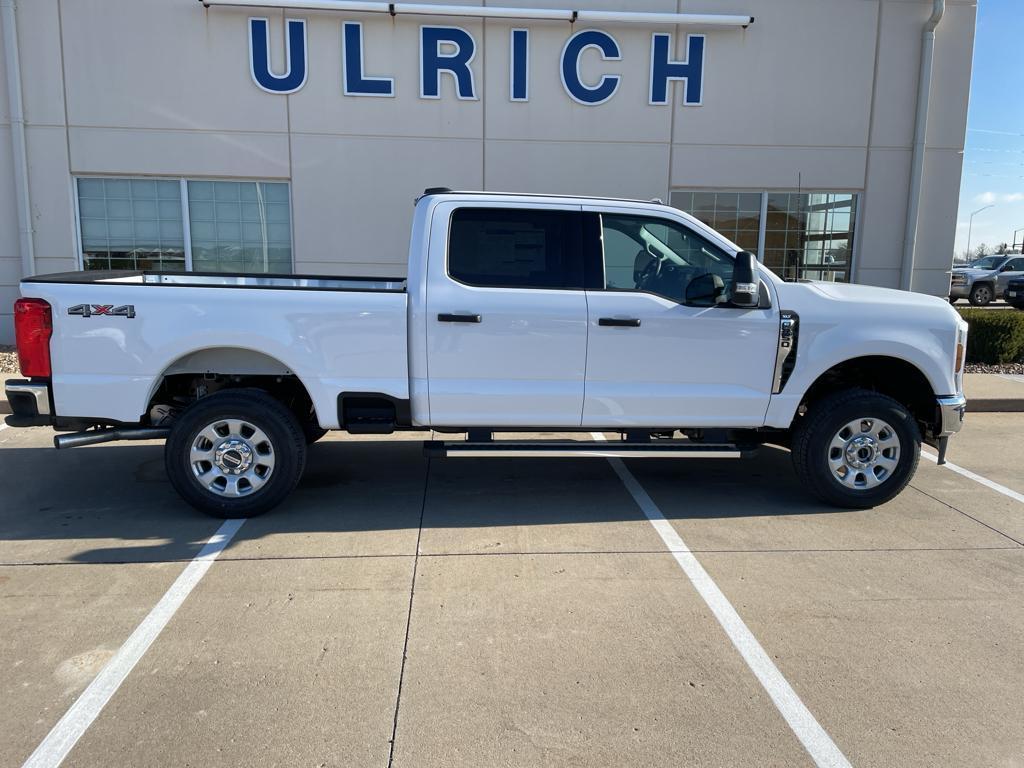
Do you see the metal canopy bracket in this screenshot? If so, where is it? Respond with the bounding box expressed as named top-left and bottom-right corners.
top-left (199, 0), bottom-right (754, 28)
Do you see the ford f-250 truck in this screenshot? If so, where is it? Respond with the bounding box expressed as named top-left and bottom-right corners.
top-left (6, 189), bottom-right (968, 517)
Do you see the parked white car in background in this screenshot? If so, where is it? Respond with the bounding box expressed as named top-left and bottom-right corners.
top-left (6, 190), bottom-right (968, 516)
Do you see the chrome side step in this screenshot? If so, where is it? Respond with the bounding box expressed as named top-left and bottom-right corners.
top-left (424, 440), bottom-right (753, 459)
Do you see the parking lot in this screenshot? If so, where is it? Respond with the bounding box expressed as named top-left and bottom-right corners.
top-left (2, 414), bottom-right (1023, 768)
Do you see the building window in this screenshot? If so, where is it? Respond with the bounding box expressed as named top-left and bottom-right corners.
top-left (669, 191), bottom-right (762, 255)
top-left (76, 177), bottom-right (292, 273)
top-left (670, 189), bottom-right (858, 283)
top-left (77, 178), bottom-right (185, 271)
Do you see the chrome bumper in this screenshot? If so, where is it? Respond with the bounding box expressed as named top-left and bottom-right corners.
top-left (936, 394), bottom-right (966, 437)
top-left (4, 379), bottom-right (52, 427)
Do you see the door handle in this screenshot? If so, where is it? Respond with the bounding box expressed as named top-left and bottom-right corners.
top-left (598, 317), bottom-right (641, 328)
top-left (438, 313), bottom-right (482, 323)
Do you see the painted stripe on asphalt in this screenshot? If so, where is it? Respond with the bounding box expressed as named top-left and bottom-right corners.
top-left (921, 450), bottom-right (1024, 504)
top-left (593, 433), bottom-right (851, 768)
top-left (21, 518), bottom-right (245, 768)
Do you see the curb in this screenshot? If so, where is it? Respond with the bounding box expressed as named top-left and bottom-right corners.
top-left (969, 399), bottom-right (1024, 413)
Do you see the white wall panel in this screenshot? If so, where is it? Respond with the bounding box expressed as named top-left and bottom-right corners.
top-left (670, 145), bottom-right (866, 191)
top-left (290, 133), bottom-right (483, 274)
top-left (856, 148), bottom-right (911, 273)
top-left (26, 126), bottom-right (75, 263)
top-left (61, 0), bottom-right (288, 133)
top-left (670, 0), bottom-right (876, 148)
top-left (486, 140), bottom-right (669, 201)
top-left (17, 0), bottom-right (65, 126)
top-left (69, 127), bottom-right (291, 178)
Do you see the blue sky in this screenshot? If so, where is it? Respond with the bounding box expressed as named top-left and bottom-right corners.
top-left (954, 0), bottom-right (1024, 256)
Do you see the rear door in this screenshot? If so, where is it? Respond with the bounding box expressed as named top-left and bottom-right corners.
top-left (424, 203), bottom-right (589, 427)
top-left (581, 209), bottom-right (779, 428)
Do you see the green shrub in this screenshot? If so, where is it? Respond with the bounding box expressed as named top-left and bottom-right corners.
top-left (957, 308), bottom-right (1024, 364)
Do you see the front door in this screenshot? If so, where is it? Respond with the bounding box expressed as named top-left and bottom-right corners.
top-left (425, 204), bottom-right (589, 427)
top-left (582, 209), bottom-right (779, 428)
top-left (996, 256), bottom-right (1024, 295)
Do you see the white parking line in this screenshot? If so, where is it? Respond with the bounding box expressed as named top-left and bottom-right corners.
top-left (592, 434), bottom-right (851, 768)
top-left (921, 450), bottom-right (1024, 504)
top-left (21, 519), bottom-right (245, 768)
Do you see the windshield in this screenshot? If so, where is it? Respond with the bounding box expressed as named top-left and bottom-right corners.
top-left (969, 256), bottom-right (1005, 269)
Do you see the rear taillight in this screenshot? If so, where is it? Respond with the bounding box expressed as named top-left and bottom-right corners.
top-left (14, 298), bottom-right (53, 378)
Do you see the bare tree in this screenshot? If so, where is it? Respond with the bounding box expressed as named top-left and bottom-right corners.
top-left (996, 242), bottom-right (1010, 254)
top-left (974, 243), bottom-right (991, 257)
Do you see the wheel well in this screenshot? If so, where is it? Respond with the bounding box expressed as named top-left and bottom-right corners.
top-left (799, 356), bottom-right (937, 434)
top-left (145, 348), bottom-right (318, 429)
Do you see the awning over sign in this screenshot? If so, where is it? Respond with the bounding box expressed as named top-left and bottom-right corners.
top-left (199, 0), bottom-right (755, 28)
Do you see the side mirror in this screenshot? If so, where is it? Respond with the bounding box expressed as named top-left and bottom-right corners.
top-left (685, 273), bottom-right (727, 307)
top-left (730, 251), bottom-right (761, 308)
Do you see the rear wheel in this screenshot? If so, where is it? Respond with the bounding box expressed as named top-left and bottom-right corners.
top-left (969, 283), bottom-right (994, 306)
top-left (165, 389), bottom-right (306, 518)
top-left (792, 388), bottom-right (921, 508)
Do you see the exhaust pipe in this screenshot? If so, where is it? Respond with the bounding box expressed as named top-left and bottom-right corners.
top-left (54, 427), bottom-right (171, 450)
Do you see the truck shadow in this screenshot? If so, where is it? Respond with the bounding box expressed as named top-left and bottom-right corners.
top-left (0, 438), bottom-right (839, 566)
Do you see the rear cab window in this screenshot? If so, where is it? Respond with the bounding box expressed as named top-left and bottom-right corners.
top-left (447, 208), bottom-right (584, 289)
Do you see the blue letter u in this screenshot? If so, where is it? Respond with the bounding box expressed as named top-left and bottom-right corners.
top-left (249, 18), bottom-right (307, 94)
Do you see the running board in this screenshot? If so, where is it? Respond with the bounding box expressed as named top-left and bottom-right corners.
top-left (424, 440), bottom-right (754, 459)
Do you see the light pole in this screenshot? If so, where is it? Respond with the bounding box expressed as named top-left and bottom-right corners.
top-left (967, 204), bottom-right (994, 258)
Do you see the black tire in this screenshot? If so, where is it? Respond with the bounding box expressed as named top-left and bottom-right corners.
top-left (165, 389), bottom-right (306, 518)
top-left (948, 297), bottom-right (957, 305)
top-left (969, 283), bottom-right (994, 306)
top-left (791, 388), bottom-right (921, 509)
top-left (304, 424), bottom-right (329, 444)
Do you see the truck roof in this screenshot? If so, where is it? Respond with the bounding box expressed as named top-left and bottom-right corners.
top-left (418, 187), bottom-right (670, 208)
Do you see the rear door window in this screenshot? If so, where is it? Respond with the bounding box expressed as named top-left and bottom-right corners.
top-left (447, 208), bottom-right (584, 289)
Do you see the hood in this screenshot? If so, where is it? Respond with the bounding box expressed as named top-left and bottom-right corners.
top-left (951, 267), bottom-right (994, 277)
top-left (805, 280), bottom-right (952, 310)
top-left (780, 280), bottom-right (965, 331)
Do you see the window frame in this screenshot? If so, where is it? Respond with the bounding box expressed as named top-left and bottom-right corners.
top-left (72, 175), bottom-right (295, 274)
top-left (443, 205), bottom-right (588, 291)
top-left (590, 210), bottom-right (739, 306)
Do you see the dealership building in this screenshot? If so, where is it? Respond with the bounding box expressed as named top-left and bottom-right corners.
top-left (0, 0), bottom-right (975, 343)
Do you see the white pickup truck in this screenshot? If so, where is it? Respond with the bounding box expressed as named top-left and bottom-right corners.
top-left (6, 189), bottom-right (967, 517)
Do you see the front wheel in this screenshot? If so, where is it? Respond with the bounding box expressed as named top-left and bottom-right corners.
top-left (165, 389), bottom-right (307, 518)
top-left (969, 283), bottom-right (993, 306)
top-left (791, 389), bottom-right (921, 509)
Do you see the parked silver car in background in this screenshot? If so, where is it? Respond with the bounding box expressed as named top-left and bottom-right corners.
top-left (949, 254), bottom-right (1024, 305)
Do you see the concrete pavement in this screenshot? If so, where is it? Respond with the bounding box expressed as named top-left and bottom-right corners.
top-left (1, 416), bottom-right (1023, 767)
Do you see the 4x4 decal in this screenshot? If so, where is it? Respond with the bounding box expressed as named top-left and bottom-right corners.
top-left (68, 304), bottom-right (136, 319)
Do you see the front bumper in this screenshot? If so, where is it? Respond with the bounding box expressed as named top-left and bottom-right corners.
top-left (4, 379), bottom-right (52, 427)
top-left (948, 282), bottom-right (970, 299)
top-left (936, 394), bottom-right (966, 438)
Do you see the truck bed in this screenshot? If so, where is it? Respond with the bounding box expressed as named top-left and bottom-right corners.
top-left (21, 269), bottom-right (410, 429)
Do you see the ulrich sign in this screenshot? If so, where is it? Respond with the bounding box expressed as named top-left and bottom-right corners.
top-left (248, 19), bottom-right (706, 106)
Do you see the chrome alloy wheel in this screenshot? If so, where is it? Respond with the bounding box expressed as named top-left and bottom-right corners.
top-left (190, 419), bottom-right (276, 497)
top-left (827, 417), bottom-right (901, 489)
